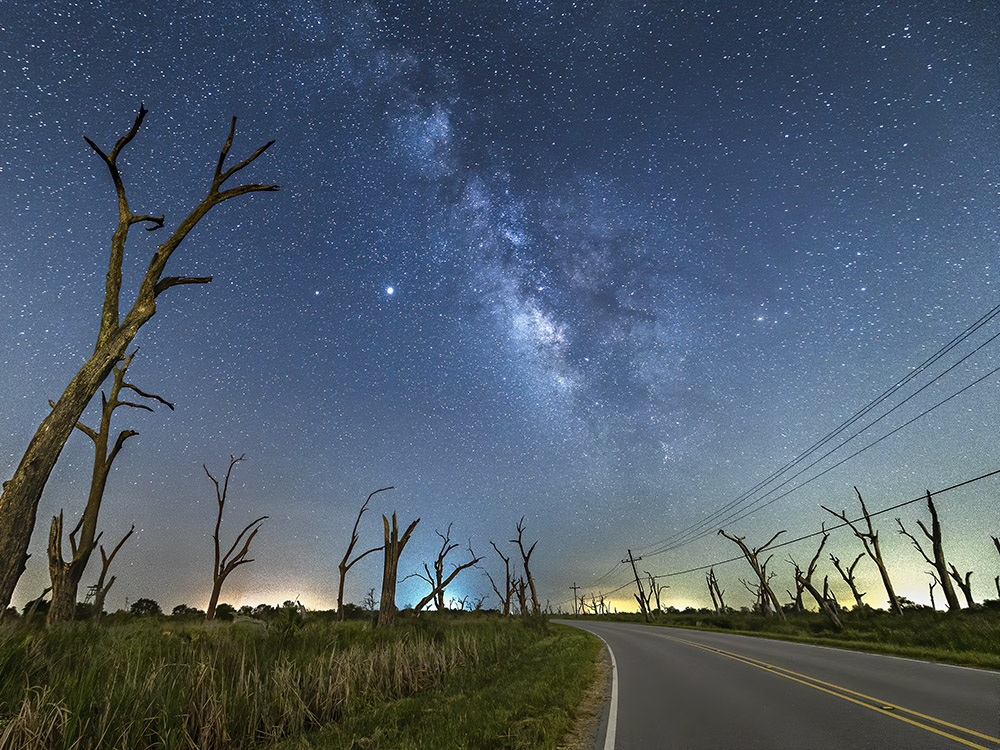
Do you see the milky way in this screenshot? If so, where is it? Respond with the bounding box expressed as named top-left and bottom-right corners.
top-left (2, 1), bottom-right (999, 614)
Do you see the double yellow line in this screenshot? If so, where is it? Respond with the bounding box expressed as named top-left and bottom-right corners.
top-left (668, 635), bottom-right (1000, 749)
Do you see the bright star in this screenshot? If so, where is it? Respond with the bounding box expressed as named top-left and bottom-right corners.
top-left (386, 286), bottom-right (395, 295)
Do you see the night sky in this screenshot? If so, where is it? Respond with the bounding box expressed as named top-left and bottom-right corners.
top-left (2, 1), bottom-right (999, 615)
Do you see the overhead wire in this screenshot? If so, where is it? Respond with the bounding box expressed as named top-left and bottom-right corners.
top-left (644, 329), bottom-right (1000, 557)
top-left (636, 299), bottom-right (1000, 557)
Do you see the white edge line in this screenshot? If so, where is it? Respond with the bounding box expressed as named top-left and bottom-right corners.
top-left (590, 631), bottom-right (618, 750)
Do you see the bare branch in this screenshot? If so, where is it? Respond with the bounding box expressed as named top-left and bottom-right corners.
top-left (121, 382), bottom-right (175, 411)
top-left (154, 276), bottom-right (214, 296)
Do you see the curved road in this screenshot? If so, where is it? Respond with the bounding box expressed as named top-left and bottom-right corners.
top-left (561, 620), bottom-right (1000, 750)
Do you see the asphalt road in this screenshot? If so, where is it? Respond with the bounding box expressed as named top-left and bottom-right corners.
top-left (559, 620), bottom-right (1000, 750)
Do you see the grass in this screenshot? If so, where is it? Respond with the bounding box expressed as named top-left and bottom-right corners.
top-left (273, 619), bottom-right (601, 749)
top-left (570, 604), bottom-right (1000, 670)
top-left (0, 612), bottom-right (602, 749)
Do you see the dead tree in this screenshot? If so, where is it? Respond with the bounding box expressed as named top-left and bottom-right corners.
top-left (895, 491), bottom-right (961, 611)
top-left (645, 572), bottom-right (667, 613)
top-left (927, 572), bottom-right (939, 610)
top-left (706, 567), bottom-right (726, 613)
top-left (511, 517), bottom-right (540, 615)
top-left (948, 565), bottom-right (976, 608)
top-left (483, 541), bottom-right (514, 615)
top-left (91, 524), bottom-right (135, 617)
top-left (204, 456), bottom-right (267, 621)
top-left (823, 489), bottom-right (903, 615)
top-left (376, 512), bottom-right (419, 627)
top-left (794, 568), bottom-right (843, 630)
top-left (0, 107), bottom-right (277, 612)
top-left (739, 577), bottom-right (766, 614)
top-left (337, 487), bottom-right (393, 621)
top-left (719, 529), bottom-right (787, 619)
top-left (411, 526), bottom-right (482, 613)
top-left (513, 576), bottom-right (528, 615)
top-left (786, 531), bottom-right (829, 614)
top-left (46, 352), bottom-right (172, 624)
top-left (830, 552), bottom-right (867, 609)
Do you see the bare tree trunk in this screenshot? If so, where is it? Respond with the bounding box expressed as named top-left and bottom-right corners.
top-left (948, 565), bottom-right (975, 608)
top-left (706, 567), bottom-right (726, 612)
top-left (830, 552), bottom-right (866, 609)
top-left (484, 541), bottom-right (513, 615)
top-left (719, 529), bottom-right (787, 620)
top-left (514, 577), bottom-right (528, 615)
top-left (337, 487), bottom-right (392, 620)
top-left (0, 108), bottom-right (277, 612)
top-left (823, 488), bottom-right (902, 614)
top-left (377, 512), bottom-right (419, 627)
top-left (412, 528), bottom-right (481, 614)
top-left (795, 570), bottom-right (843, 630)
top-left (511, 517), bottom-right (539, 615)
top-left (895, 492), bottom-right (961, 611)
top-left (91, 524), bottom-right (134, 617)
top-left (203, 456), bottom-right (267, 621)
top-left (707, 570), bottom-right (720, 613)
top-left (46, 353), bottom-right (172, 624)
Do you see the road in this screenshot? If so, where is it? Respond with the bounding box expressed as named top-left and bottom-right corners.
top-left (560, 620), bottom-right (1000, 750)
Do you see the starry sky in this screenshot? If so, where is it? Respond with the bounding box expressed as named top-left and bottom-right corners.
top-left (2, 1), bottom-right (999, 615)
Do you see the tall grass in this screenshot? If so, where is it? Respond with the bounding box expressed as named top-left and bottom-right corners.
top-left (0, 614), bottom-right (550, 749)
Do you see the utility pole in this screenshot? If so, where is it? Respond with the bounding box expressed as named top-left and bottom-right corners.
top-left (623, 549), bottom-right (650, 622)
top-left (570, 582), bottom-right (581, 616)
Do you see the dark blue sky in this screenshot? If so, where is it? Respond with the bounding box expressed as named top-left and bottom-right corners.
top-left (2, 1), bottom-right (999, 613)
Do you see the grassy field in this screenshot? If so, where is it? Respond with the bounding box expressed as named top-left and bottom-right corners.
top-left (570, 604), bottom-right (1000, 670)
top-left (0, 612), bottom-right (601, 749)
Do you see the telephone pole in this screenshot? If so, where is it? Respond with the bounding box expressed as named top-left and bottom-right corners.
top-left (623, 549), bottom-right (650, 622)
top-left (570, 582), bottom-right (581, 616)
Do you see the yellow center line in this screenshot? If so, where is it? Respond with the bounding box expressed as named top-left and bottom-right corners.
top-left (666, 635), bottom-right (999, 750)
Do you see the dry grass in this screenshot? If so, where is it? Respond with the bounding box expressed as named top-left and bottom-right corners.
top-left (0, 614), bottom-right (539, 749)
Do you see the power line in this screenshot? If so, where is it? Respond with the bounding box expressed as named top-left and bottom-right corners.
top-left (645, 358), bottom-right (1000, 558)
top-left (654, 467), bottom-right (1000, 579)
top-left (641, 313), bottom-right (1000, 557)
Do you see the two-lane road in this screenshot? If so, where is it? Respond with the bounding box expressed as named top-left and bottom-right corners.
top-left (561, 620), bottom-right (1000, 749)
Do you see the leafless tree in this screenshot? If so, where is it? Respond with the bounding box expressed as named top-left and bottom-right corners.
top-left (786, 530), bottom-right (829, 614)
top-left (739, 577), bottom-right (767, 614)
top-left (513, 576), bottom-right (528, 615)
top-left (719, 528), bottom-right (786, 619)
top-left (46, 352), bottom-right (172, 624)
top-left (337, 487), bottom-right (393, 621)
top-left (511, 516), bottom-right (540, 615)
top-left (362, 587), bottom-right (377, 612)
top-left (90, 524), bottom-right (135, 617)
top-left (895, 491), bottom-right (962, 611)
top-left (830, 552), bottom-right (867, 610)
top-left (411, 525), bottom-right (482, 614)
top-left (794, 568), bottom-right (843, 630)
top-left (947, 564), bottom-right (976, 608)
top-left (376, 512), bottom-right (419, 627)
top-left (483, 541), bottom-right (514, 615)
top-left (204, 455), bottom-right (267, 621)
top-left (927, 571), bottom-right (940, 611)
top-left (823, 488), bottom-right (903, 614)
top-left (706, 567), bottom-right (726, 613)
top-left (0, 107), bottom-right (276, 612)
top-left (645, 572), bottom-right (667, 613)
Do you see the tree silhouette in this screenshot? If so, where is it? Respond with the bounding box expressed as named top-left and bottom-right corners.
top-left (0, 107), bottom-right (277, 612)
top-left (46, 351), bottom-right (172, 624)
top-left (203, 455), bottom-right (267, 621)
